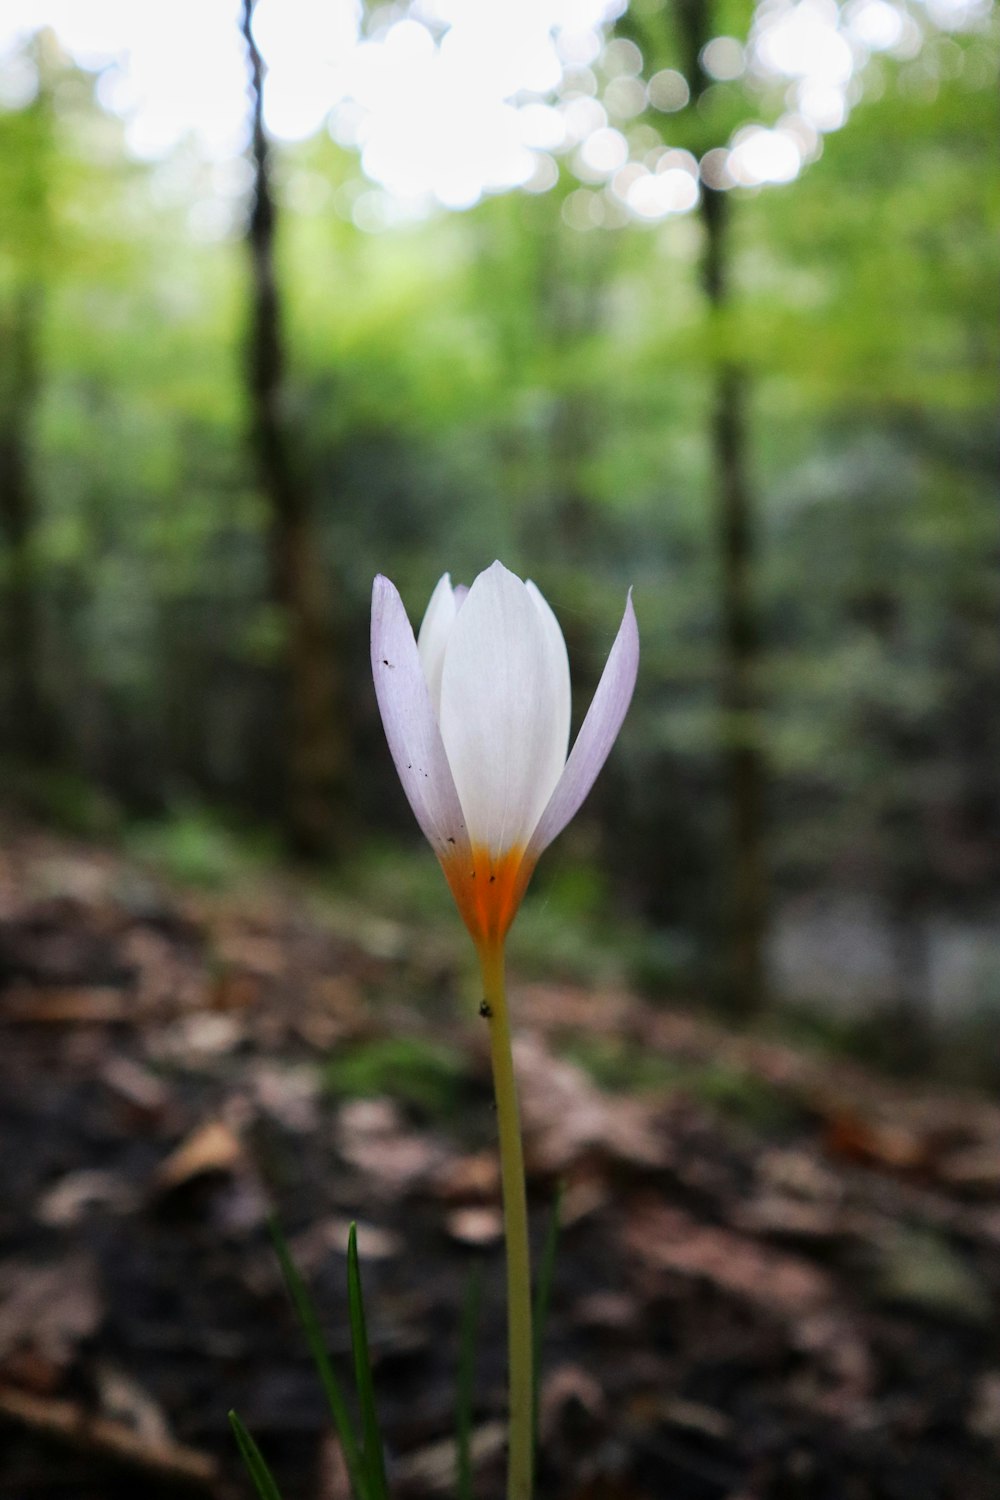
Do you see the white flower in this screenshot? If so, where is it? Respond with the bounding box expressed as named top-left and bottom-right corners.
top-left (371, 560), bottom-right (638, 947)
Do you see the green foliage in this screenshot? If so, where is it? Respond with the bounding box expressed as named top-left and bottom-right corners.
top-left (243, 1218), bottom-right (392, 1500)
top-left (229, 1411), bottom-right (286, 1500)
top-left (347, 1222), bottom-right (391, 1500)
top-left (322, 1037), bottom-right (471, 1121)
top-left (268, 1216), bottom-right (367, 1498)
top-left (0, 759), bottom-right (120, 838)
top-left (562, 1035), bottom-right (799, 1131)
top-left (124, 808), bottom-right (276, 889)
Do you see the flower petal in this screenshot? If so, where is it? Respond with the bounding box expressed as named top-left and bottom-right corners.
top-left (528, 589), bottom-right (638, 856)
top-left (371, 575), bottom-right (469, 859)
top-left (526, 579), bottom-right (571, 770)
top-left (439, 561), bottom-right (569, 854)
top-left (416, 573), bottom-right (457, 717)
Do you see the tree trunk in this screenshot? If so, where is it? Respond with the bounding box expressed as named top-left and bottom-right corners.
top-left (0, 277), bottom-right (49, 759)
top-left (676, 0), bottom-right (768, 1014)
top-left (241, 0), bottom-right (347, 857)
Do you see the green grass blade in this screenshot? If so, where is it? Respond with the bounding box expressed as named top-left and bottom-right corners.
top-left (229, 1410), bottom-right (285, 1500)
top-left (347, 1221), bottom-right (390, 1500)
top-left (532, 1181), bottom-right (564, 1466)
top-left (455, 1262), bottom-right (482, 1500)
top-left (267, 1215), bottom-right (368, 1500)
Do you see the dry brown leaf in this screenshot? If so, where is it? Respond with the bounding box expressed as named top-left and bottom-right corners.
top-left (0, 1255), bottom-right (103, 1371)
top-left (431, 1149), bottom-right (500, 1203)
top-left (291, 1217), bottom-right (402, 1266)
top-left (394, 1419), bottom-right (506, 1493)
top-left (95, 1363), bottom-right (173, 1447)
top-left (36, 1169), bottom-right (138, 1228)
top-left (624, 1200), bottom-right (834, 1318)
top-left (444, 1205), bottom-right (503, 1246)
top-left (823, 1111), bottom-right (931, 1172)
top-left (101, 1054), bottom-right (171, 1126)
top-left (936, 1144), bottom-right (1000, 1196)
top-left (514, 1034), bottom-right (669, 1174)
top-left (335, 1098), bottom-right (443, 1193)
top-left (153, 1120), bottom-right (242, 1194)
top-left (539, 1362), bottom-right (606, 1439)
top-left (571, 1291), bottom-right (641, 1332)
top-left (0, 1384), bottom-right (218, 1488)
top-left (0, 985), bottom-right (127, 1024)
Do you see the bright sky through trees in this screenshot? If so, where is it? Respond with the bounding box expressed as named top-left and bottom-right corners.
top-left (0, 0), bottom-right (991, 225)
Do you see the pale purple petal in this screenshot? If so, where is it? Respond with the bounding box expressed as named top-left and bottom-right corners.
top-left (528, 590), bottom-right (638, 857)
top-left (371, 575), bottom-right (470, 859)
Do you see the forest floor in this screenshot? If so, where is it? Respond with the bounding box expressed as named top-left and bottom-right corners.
top-left (0, 813), bottom-right (999, 1500)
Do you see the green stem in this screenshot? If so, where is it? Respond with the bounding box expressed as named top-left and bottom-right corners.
top-left (480, 941), bottom-right (533, 1500)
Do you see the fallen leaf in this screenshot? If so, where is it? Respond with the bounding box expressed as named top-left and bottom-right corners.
top-left (0, 986), bottom-right (127, 1024)
top-left (394, 1419), bottom-right (506, 1493)
top-left (0, 1256), bottom-right (103, 1370)
top-left (335, 1098), bottom-right (443, 1193)
top-left (444, 1206), bottom-right (503, 1246)
top-left (431, 1150), bottom-right (500, 1203)
top-left (100, 1054), bottom-right (171, 1128)
top-left (36, 1169), bottom-right (138, 1228)
top-left (95, 1363), bottom-right (173, 1447)
top-left (514, 1035), bottom-right (669, 1174)
top-left (0, 1384), bottom-right (217, 1488)
top-left (153, 1120), bottom-right (242, 1195)
top-left (291, 1217), bottom-right (402, 1266)
top-left (624, 1199), bottom-right (834, 1319)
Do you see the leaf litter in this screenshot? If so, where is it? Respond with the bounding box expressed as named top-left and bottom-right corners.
top-left (0, 820), bottom-right (997, 1497)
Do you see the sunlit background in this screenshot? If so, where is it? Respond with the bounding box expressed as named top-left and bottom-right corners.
top-left (1, 0), bottom-right (990, 219)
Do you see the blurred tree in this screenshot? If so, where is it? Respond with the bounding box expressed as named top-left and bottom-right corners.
top-left (241, 0), bottom-right (349, 857)
top-left (0, 36), bottom-right (57, 759)
top-left (622, 0), bottom-right (768, 1014)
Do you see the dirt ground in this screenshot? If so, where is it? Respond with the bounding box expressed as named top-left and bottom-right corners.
top-left (1, 818), bottom-right (998, 1499)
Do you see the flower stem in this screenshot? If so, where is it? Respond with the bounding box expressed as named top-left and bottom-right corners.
top-left (479, 941), bottom-right (533, 1500)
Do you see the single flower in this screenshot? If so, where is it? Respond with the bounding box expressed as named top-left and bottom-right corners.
top-left (371, 560), bottom-right (638, 951)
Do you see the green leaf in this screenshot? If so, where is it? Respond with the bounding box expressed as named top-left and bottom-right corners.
top-left (268, 1215), bottom-right (368, 1500)
top-left (455, 1262), bottom-right (482, 1500)
top-left (347, 1221), bottom-right (390, 1500)
top-left (229, 1410), bottom-right (285, 1500)
top-left (532, 1182), bottom-right (564, 1469)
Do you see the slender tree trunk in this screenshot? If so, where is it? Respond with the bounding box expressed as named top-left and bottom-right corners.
top-left (0, 281), bottom-right (50, 758)
top-left (676, 0), bottom-right (768, 1014)
top-left (241, 0), bottom-right (347, 857)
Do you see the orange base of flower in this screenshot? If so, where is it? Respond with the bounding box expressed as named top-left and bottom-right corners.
top-left (440, 843), bottom-right (536, 949)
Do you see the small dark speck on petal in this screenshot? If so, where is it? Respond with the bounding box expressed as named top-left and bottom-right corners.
top-left (489, 875), bottom-right (496, 883)
top-left (447, 837), bottom-right (456, 844)
top-left (382, 659), bottom-right (392, 666)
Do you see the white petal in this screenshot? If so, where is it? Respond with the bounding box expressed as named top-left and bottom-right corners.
top-left (371, 575), bottom-right (469, 859)
top-left (528, 590), bottom-right (638, 856)
top-left (416, 573), bottom-right (457, 717)
top-left (439, 561), bottom-right (569, 854)
top-left (526, 579), bottom-right (571, 776)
